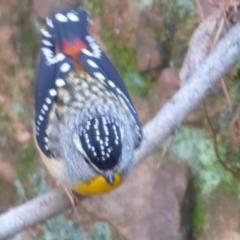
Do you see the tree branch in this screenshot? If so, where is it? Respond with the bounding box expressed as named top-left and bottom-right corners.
top-left (134, 22), bottom-right (240, 164)
top-left (1, 21), bottom-right (240, 240)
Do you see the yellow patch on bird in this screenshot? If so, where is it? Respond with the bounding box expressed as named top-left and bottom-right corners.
top-left (74, 173), bottom-right (122, 195)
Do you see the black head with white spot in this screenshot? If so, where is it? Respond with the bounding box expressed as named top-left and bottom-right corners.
top-left (48, 9), bottom-right (91, 54)
top-left (75, 116), bottom-right (123, 171)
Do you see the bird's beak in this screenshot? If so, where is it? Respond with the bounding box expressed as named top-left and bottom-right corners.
top-left (104, 171), bottom-right (115, 185)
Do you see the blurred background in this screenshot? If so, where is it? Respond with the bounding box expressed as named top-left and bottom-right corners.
top-left (1, 0), bottom-right (240, 239)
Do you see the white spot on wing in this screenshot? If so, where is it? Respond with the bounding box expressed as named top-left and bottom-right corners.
top-left (42, 40), bottom-right (53, 46)
top-left (56, 78), bottom-right (65, 87)
top-left (43, 104), bottom-right (48, 111)
top-left (39, 115), bottom-right (44, 121)
top-left (60, 63), bottom-right (71, 72)
top-left (56, 53), bottom-right (66, 61)
top-left (49, 89), bottom-right (57, 96)
top-left (46, 98), bottom-right (51, 104)
top-left (87, 59), bottom-right (98, 68)
top-left (108, 80), bottom-right (115, 88)
top-left (41, 47), bottom-right (53, 57)
top-left (41, 29), bottom-right (52, 38)
top-left (94, 72), bottom-right (105, 80)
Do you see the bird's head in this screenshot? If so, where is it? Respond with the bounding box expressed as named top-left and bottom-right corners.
top-left (58, 115), bottom-right (134, 195)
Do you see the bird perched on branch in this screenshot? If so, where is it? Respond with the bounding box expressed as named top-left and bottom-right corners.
top-left (34, 8), bottom-right (142, 196)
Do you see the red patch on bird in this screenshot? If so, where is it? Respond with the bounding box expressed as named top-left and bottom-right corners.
top-left (62, 39), bottom-right (87, 69)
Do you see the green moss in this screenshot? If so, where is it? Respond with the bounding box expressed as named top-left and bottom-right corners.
top-left (16, 142), bottom-right (37, 183)
top-left (91, 222), bottom-right (112, 240)
top-left (171, 127), bottom-right (226, 197)
top-left (103, 28), bottom-right (137, 74)
top-left (103, 28), bottom-right (151, 95)
top-left (0, 104), bottom-right (17, 151)
top-left (82, 0), bottom-right (102, 16)
top-left (192, 195), bottom-right (207, 235)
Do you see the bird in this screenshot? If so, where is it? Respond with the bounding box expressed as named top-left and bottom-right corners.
top-left (34, 8), bottom-right (142, 196)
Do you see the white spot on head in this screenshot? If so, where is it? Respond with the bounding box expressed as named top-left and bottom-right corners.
top-left (46, 18), bottom-right (53, 28)
top-left (42, 40), bottom-right (53, 46)
top-left (55, 13), bottom-right (68, 22)
top-left (41, 29), bottom-right (52, 38)
top-left (94, 52), bottom-right (101, 58)
top-left (56, 53), bottom-right (66, 61)
top-left (60, 63), bottom-right (71, 72)
top-left (67, 12), bottom-right (79, 21)
top-left (86, 35), bottom-right (94, 42)
top-left (87, 59), bottom-right (98, 68)
top-left (94, 72), bottom-right (105, 80)
top-left (82, 49), bottom-right (93, 56)
top-left (90, 43), bottom-right (100, 50)
top-left (46, 98), bottom-right (51, 104)
top-left (56, 78), bottom-right (66, 87)
top-left (49, 89), bottom-right (57, 96)
top-left (108, 80), bottom-right (115, 88)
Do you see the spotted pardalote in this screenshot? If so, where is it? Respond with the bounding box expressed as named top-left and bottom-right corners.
top-left (34, 8), bottom-right (142, 195)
